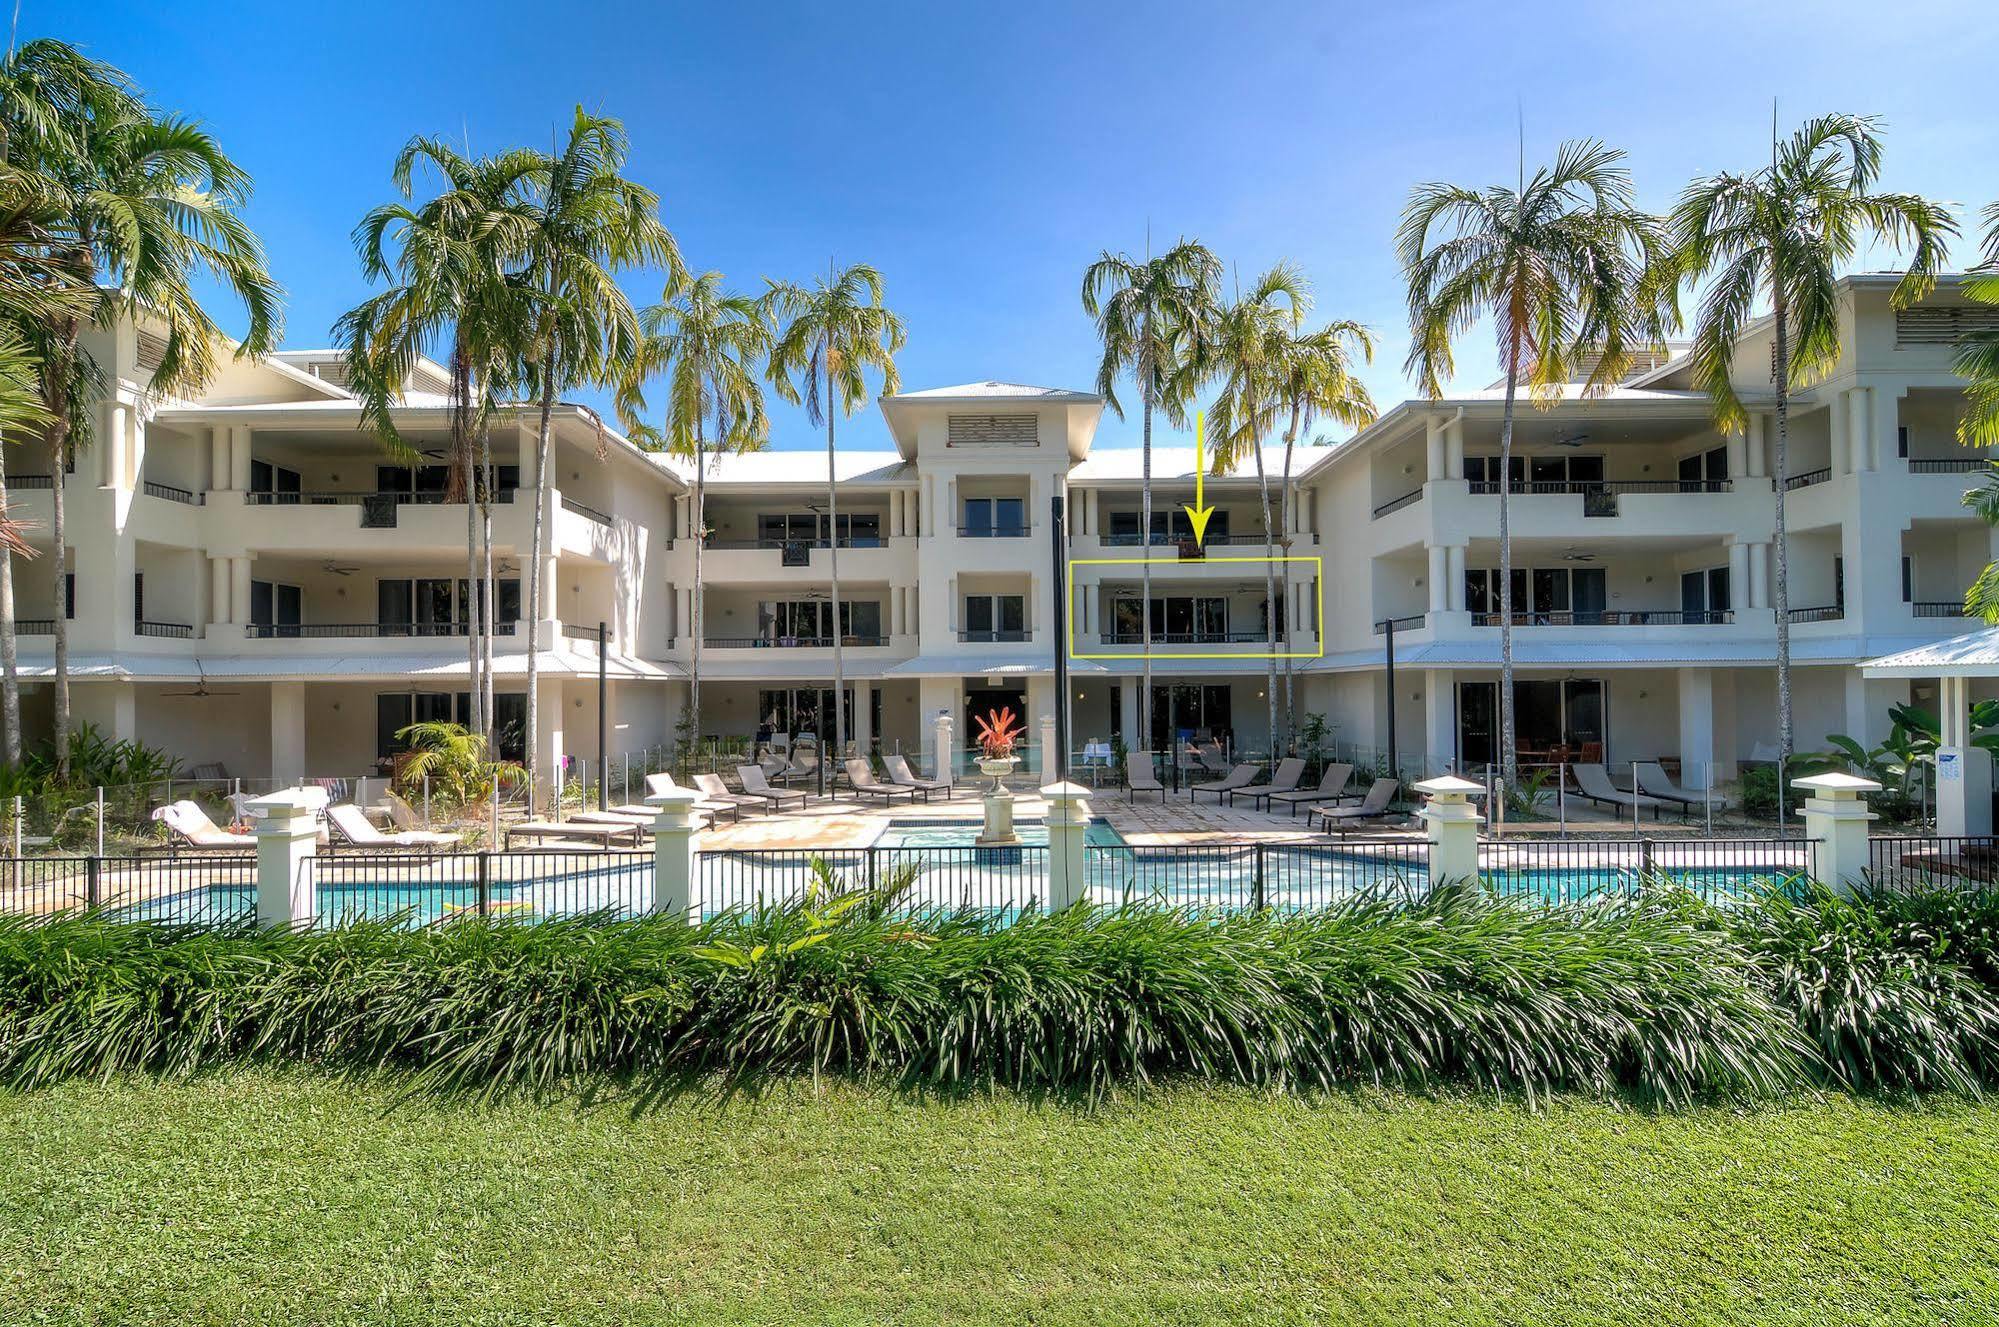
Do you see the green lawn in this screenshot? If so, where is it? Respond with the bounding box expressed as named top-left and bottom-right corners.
top-left (0, 1074), bottom-right (1992, 1325)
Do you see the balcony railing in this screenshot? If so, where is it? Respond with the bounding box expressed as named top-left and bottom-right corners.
top-left (1470, 609), bottom-right (1735, 627)
top-left (15, 619), bottom-right (52, 634)
top-left (703, 536), bottom-right (888, 549)
top-left (1783, 468), bottom-right (1831, 492)
top-left (135, 620), bottom-right (193, 639)
top-left (1912, 601), bottom-right (1969, 618)
top-left (8, 474), bottom-right (53, 490)
top-left (1786, 604), bottom-right (1843, 624)
top-left (1468, 479), bottom-right (1733, 496)
top-left (703, 635), bottom-right (890, 649)
top-left (1909, 458), bottom-right (1987, 473)
top-left (1100, 531), bottom-right (1270, 547)
top-left (958, 629), bottom-right (1028, 643)
top-left (1101, 630), bottom-right (1279, 645)
top-left (243, 621), bottom-right (520, 639)
top-left (559, 494), bottom-right (613, 526)
top-left (243, 488), bottom-right (517, 506)
top-left (956, 525), bottom-right (1029, 538)
top-left (1371, 490), bottom-right (1422, 518)
top-left (141, 480), bottom-right (199, 505)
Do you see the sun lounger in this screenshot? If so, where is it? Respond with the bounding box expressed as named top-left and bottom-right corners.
top-left (694, 773), bottom-right (766, 817)
top-left (843, 757), bottom-right (915, 805)
top-left (1308, 778), bottom-right (1400, 833)
top-left (640, 771), bottom-right (737, 823)
top-left (1228, 757), bottom-right (1306, 809)
top-left (1190, 763), bottom-right (1261, 804)
top-left (1127, 752), bottom-right (1165, 802)
top-left (1266, 763), bottom-right (1354, 816)
top-left (737, 764), bottom-right (810, 810)
top-left (503, 820), bottom-right (646, 850)
top-left (326, 802), bottom-right (457, 851)
top-left (152, 799), bottom-right (255, 850)
top-left (884, 753), bottom-right (953, 801)
top-left (1571, 762), bottom-right (1665, 819)
top-left (1635, 761), bottom-right (1723, 814)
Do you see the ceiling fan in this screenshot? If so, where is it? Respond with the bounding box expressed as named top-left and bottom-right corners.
top-left (1560, 547), bottom-right (1598, 563)
top-left (160, 661), bottom-right (241, 699)
top-left (1554, 431), bottom-right (1592, 449)
top-left (321, 562), bottom-right (360, 577)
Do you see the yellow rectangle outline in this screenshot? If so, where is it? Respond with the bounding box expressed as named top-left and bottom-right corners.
top-left (1065, 554), bottom-right (1326, 661)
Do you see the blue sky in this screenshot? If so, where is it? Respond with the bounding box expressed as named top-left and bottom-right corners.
top-left (36, 0), bottom-right (1999, 453)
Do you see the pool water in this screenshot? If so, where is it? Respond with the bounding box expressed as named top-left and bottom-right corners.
top-left (872, 818), bottom-right (1127, 850)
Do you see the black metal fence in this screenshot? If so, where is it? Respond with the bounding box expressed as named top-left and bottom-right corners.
top-left (309, 850), bottom-right (653, 926)
top-left (0, 855), bottom-right (259, 926)
top-left (1476, 836), bottom-right (1813, 905)
top-left (1867, 835), bottom-right (1999, 893)
top-left (700, 846), bottom-right (1053, 914)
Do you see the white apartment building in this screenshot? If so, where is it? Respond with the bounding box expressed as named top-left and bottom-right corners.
top-left (7, 274), bottom-right (1994, 794)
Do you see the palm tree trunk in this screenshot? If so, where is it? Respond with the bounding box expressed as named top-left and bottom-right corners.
top-left (1497, 363), bottom-right (1520, 813)
top-left (691, 435), bottom-right (705, 761)
top-left (1773, 287), bottom-right (1793, 762)
top-left (0, 438), bottom-right (20, 765)
top-left (43, 327), bottom-right (74, 781)
top-left (1279, 425), bottom-right (1299, 753)
top-left (1253, 441), bottom-right (1278, 768)
top-left (526, 383), bottom-right (554, 814)
top-left (825, 349), bottom-right (846, 766)
top-left (479, 424), bottom-right (496, 743)
top-left (1139, 384), bottom-right (1154, 757)
top-left (453, 346), bottom-right (481, 738)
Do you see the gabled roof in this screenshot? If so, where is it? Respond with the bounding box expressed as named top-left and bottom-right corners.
top-left (888, 380), bottom-right (1101, 404)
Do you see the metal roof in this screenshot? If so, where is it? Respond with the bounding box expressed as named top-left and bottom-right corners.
top-left (1862, 626), bottom-right (1999, 677)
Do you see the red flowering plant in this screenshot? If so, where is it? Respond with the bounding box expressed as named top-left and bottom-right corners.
top-left (974, 706), bottom-right (1023, 761)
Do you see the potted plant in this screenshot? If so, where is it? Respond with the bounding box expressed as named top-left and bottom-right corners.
top-left (973, 706), bottom-right (1023, 790)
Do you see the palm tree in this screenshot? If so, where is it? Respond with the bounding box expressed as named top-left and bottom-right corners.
top-left (338, 138), bottom-right (538, 743)
top-left (1400, 139), bottom-right (1665, 801)
top-left (1201, 262), bottom-right (1310, 767)
top-left (0, 323), bottom-right (50, 762)
top-left (764, 264), bottom-right (905, 767)
top-left (1081, 239), bottom-right (1221, 755)
top-left (1951, 204), bottom-right (1999, 620)
top-left (13, 61), bottom-right (279, 778)
top-left (513, 108), bottom-right (679, 812)
top-left (1270, 320), bottom-right (1376, 741)
top-left (1668, 114), bottom-right (1953, 759)
top-left (620, 270), bottom-right (772, 766)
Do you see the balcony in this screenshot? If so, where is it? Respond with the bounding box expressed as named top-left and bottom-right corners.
top-left (1101, 630), bottom-right (1278, 645)
top-left (135, 620), bottom-right (194, 639)
top-left (243, 488), bottom-right (518, 508)
top-left (1099, 531), bottom-right (1273, 560)
top-left (1471, 609), bottom-right (1733, 627)
top-left (1785, 604), bottom-right (1843, 624)
top-left (1909, 458), bottom-right (1986, 474)
top-left (958, 629), bottom-right (1028, 643)
top-left (956, 525), bottom-right (1029, 539)
top-left (1912, 601), bottom-right (1971, 619)
top-left (141, 480), bottom-right (200, 505)
top-left (243, 621), bottom-right (519, 640)
top-left (1783, 468), bottom-right (1831, 492)
top-left (558, 494), bottom-right (611, 526)
top-left (702, 635), bottom-right (890, 649)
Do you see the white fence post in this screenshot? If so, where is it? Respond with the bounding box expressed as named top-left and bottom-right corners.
top-left (1414, 773), bottom-right (1485, 892)
top-left (248, 789), bottom-right (320, 928)
top-left (1041, 780), bottom-right (1091, 910)
top-left (647, 787), bottom-right (702, 919)
top-left (931, 710), bottom-right (955, 782)
top-left (1793, 771), bottom-right (1879, 894)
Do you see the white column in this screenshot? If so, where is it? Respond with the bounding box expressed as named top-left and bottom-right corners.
top-left (1444, 419), bottom-right (1465, 478)
top-left (209, 558), bottom-right (229, 629)
top-left (1037, 712), bottom-right (1057, 778)
top-left (1750, 542), bottom-right (1771, 610)
top-left (1850, 386), bottom-right (1873, 472)
top-left (1117, 681), bottom-right (1139, 753)
top-left (1794, 772), bottom-right (1879, 894)
top-left (1745, 414), bottom-right (1766, 478)
top-left (1936, 675), bottom-right (1994, 836)
top-left (271, 681), bottom-right (306, 783)
top-left (250, 790), bottom-right (320, 928)
top-left (647, 788), bottom-right (702, 918)
top-left (1414, 775), bottom-right (1485, 891)
top-left (536, 675), bottom-right (567, 808)
top-left (1677, 668), bottom-right (1714, 789)
top-left (855, 680), bottom-right (875, 755)
top-left (1727, 543), bottom-right (1749, 610)
top-left (1427, 546), bottom-right (1448, 613)
top-left (1725, 431), bottom-right (1746, 480)
top-left (1446, 545), bottom-right (1466, 610)
top-left (1424, 416), bottom-right (1445, 481)
top-left (1829, 393), bottom-right (1850, 475)
top-left (229, 426), bottom-right (251, 492)
top-left (1041, 780), bottom-right (1091, 910)
top-left (930, 707), bottom-right (955, 783)
top-left (1423, 669), bottom-right (1455, 772)
top-left (209, 426), bottom-right (229, 491)
top-left (229, 556), bottom-right (251, 624)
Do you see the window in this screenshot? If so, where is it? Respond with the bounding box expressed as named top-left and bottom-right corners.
top-left (1678, 445), bottom-right (1728, 487)
top-left (1897, 426), bottom-right (1910, 459)
top-left (375, 692), bottom-right (524, 762)
top-left (1150, 684), bottom-right (1234, 744)
top-left (63, 572), bottom-right (74, 620)
top-left (962, 497), bottom-right (1025, 537)
top-left (376, 578), bottom-right (517, 634)
top-left (755, 687), bottom-right (878, 740)
top-left (251, 580), bottom-right (303, 635)
top-left (377, 464), bottom-right (453, 499)
top-left (250, 459), bottom-right (301, 503)
top-left (1110, 595), bottom-right (1227, 641)
top-left (754, 511), bottom-right (882, 547)
top-left (963, 593), bottom-right (1026, 641)
top-left (1468, 454), bottom-right (1600, 490)
top-left (1902, 556), bottom-right (1913, 603)
top-left (1680, 568), bottom-right (1731, 622)
top-left (1107, 508), bottom-right (1229, 544)
top-left (755, 599), bottom-right (883, 644)
top-left (1468, 566), bottom-right (1604, 621)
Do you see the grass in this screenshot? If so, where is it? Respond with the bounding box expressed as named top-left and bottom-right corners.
top-left (0, 1071), bottom-right (1994, 1325)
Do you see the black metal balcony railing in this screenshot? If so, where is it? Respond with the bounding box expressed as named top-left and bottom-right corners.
top-left (1783, 468), bottom-right (1831, 491)
top-left (958, 629), bottom-right (1028, 643)
top-left (1912, 601), bottom-right (1969, 618)
top-left (1909, 457), bottom-right (1987, 473)
top-left (1468, 478), bottom-right (1733, 497)
top-left (8, 474), bottom-right (54, 490)
top-left (1470, 609), bottom-right (1735, 627)
top-left (1100, 531), bottom-right (1270, 547)
top-left (14, 619), bottom-right (53, 634)
top-left (135, 620), bottom-right (193, 639)
top-left (1372, 490), bottom-right (1422, 518)
top-left (1786, 604), bottom-right (1843, 624)
top-left (956, 525), bottom-right (1029, 538)
top-left (1101, 630), bottom-right (1278, 645)
top-left (244, 621), bottom-right (520, 639)
top-left (559, 494), bottom-right (612, 526)
top-left (702, 536), bottom-right (889, 550)
top-left (243, 488), bottom-right (517, 506)
top-left (141, 480), bottom-right (199, 505)
top-left (703, 635), bottom-right (890, 649)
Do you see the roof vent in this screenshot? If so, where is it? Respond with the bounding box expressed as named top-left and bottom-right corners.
top-left (947, 413), bottom-right (1038, 447)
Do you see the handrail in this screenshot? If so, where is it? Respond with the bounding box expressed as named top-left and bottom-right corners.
top-left (1908, 457), bottom-right (1986, 473)
top-left (1371, 489), bottom-right (1422, 517)
top-left (244, 488), bottom-right (517, 506)
top-left (1471, 609), bottom-right (1734, 627)
top-left (14, 618), bottom-right (53, 634)
top-left (1371, 615), bottom-right (1427, 634)
top-left (1101, 630), bottom-right (1277, 644)
top-left (1912, 601), bottom-right (1968, 618)
top-left (244, 621), bottom-right (520, 639)
top-left (955, 525), bottom-right (1030, 538)
top-left (703, 635), bottom-right (890, 648)
top-left (703, 536), bottom-right (888, 549)
top-left (8, 474), bottom-right (54, 490)
top-left (1785, 604), bottom-right (1843, 624)
top-left (1468, 478), bottom-right (1732, 496)
top-left (135, 620), bottom-right (193, 639)
top-left (141, 480), bottom-right (199, 505)
top-left (958, 629), bottom-right (1028, 643)
top-left (559, 494), bottom-right (613, 525)
top-left (1783, 468), bottom-right (1831, 492)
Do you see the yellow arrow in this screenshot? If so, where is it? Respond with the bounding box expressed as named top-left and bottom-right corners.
top-left (1182, 411), bottom-right (1215, 548)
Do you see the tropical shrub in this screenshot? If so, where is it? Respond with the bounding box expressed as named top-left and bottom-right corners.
top-left (392, 721), bottom-right (524, 808)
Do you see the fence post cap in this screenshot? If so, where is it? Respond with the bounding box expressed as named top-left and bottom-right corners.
top-left (1413, 774), bottom-right (1484, 800)
top-left (1039, 780), bottom-right (1090, 800)
top-left (644, 788), bottom-right (702, 809)
top-left (1790, 771), bottom-right (1880, 799)
top-left (244, 789), bottom-right (317, 818)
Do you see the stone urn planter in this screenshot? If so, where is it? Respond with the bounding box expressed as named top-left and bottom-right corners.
top-left (976, 755), bottom-right (1019, 792)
